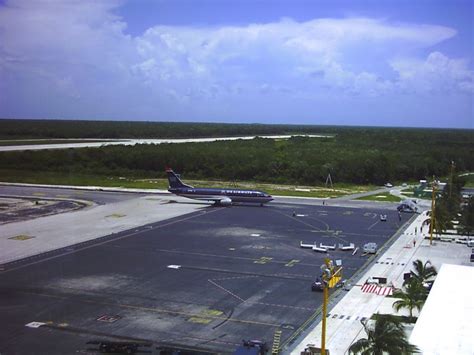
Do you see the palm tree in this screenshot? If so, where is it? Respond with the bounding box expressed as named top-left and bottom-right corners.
top-left (407, 259), bottom-right (437, 286)
top-left (349, 314), bottom-right (419, 354)
top-left (433, 198), bottom-right (453, 233)
top-left (459, 196), bottom-right (474, 235)
top-left (393, 278), bottom-right (427, 320)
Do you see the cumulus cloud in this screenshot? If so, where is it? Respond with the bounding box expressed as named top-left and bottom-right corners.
top-left (131, 18), bottom-right (461, 97)
top-left (0, 0), bottom-right (472, 125)
top-left (391, 52), bottom-right (474, 94)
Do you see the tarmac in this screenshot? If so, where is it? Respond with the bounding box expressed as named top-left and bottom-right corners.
top-left (0, 184), bottom-right (408, 354)
top-left (1, 184), bottom-right (469, 354)
top-left (288, 211), bottom-right (472, 355)
top-left (0, 192), bottom-right (205, 265)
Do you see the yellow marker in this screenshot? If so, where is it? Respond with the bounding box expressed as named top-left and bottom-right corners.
top-left (188, 309), bottom-right (223, 324)
top-left (33, 192), bottom-right (45, 196)
top-left (106, 213), bottom-right (126, 218)
top-left (254, 257), bottom-right (273, 264)
top-left (285, 259), bottom-right (300, 267)
top-left (200, 309), bottom-right (223, 316)
top-left (9, 235), bottom-right (35, 241)
top-left (187, 317), bottom-right (212, 324)
top-left (272, 329), bottom-right (282, 354)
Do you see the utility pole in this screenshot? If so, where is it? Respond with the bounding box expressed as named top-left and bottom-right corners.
top-left (449, 161), bottom-right (455, 198)
top-left (430, 177), bottom-right (437, 246)
top-left (325, 173), bottom-right (333, 190)
top-left (320, 258), bottom-right (343, 355)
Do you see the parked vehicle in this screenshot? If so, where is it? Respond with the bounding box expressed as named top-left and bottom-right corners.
top-left (363, 243), bottom-right (378, 254)
top-left (234, 339), bottom-right (268, 355)
top-left (311, 277), bottom-right (324, 292)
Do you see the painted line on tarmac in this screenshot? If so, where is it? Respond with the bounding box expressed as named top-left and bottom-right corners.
top-left (207, 279), bottom-right (316, 312)
top-left (271, 208), bottom-right (348, 243)
top-left (181, 265), bottom-right (313, 280)
top-left (367, 220), bottom-right (380, 230)
top-left (212, 275), bottom-right (260, 281)
top-left (208, 279), bottom-right (246, 302)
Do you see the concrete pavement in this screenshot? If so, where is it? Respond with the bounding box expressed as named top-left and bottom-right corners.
top-left (0, 195), bottom-right (205, 265)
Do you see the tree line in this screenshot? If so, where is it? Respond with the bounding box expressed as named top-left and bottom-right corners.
top-left (0, 119), bottom-right (333, 139)
top-left (0, 128), bottom-right (473, 186)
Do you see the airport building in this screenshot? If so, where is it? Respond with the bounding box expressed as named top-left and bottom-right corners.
top-left (409, 264), bottom-right (474, 354)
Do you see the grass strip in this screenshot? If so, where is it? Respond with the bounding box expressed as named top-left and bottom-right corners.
top-left (0, 169), bottom-right (376, 198)
top-left (356, 192), bottom-right (402, 202)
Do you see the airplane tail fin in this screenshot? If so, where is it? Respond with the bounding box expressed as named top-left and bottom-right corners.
top-left (166, 168), bottom-right (193, 189)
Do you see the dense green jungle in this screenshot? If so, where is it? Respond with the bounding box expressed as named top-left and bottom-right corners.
top-left (0, 119), bottom-right (331, 139)
top-left (1, 120), bottom-right (472, 185)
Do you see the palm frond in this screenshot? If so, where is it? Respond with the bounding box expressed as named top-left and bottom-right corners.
top-left (349, 338), bottom-right (371, 354)
top-left (348, 314), bottom-right (419, 354)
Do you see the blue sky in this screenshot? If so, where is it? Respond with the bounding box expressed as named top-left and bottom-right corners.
top-left (0, 0), bottom-right (472, 128)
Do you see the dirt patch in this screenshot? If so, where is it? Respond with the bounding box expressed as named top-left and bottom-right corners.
top-left (0, 196), bottom-right (87, 224)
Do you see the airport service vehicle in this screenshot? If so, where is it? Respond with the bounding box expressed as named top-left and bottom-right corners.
top-left (311, 277), bottom-right (324, 292)
top-left (166, 168), bottom-right (273, 206)
top-left (363, 242), bottom-right (378, 254)
top-left (87, 340), bottom-right (152, 354)
top-left (234, 339), bottom-right (268, 355)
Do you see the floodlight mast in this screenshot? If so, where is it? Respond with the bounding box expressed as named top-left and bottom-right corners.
top-left (320, 258), bottom-right (343, 355)
top-left (430, 177), bottom-right (437, 246)
top-left (321, 279), bottom-right (328, 355)
top-left (449, 161), bottom-right (455, 198)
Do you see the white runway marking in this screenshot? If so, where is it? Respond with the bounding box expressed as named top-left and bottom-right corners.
top-left (368, 220), bottom-right (379, 230)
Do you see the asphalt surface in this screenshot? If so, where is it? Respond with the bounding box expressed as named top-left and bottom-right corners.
top-left (271, 196), bottom-right (399, 210)
top-left (0, 202), bottom-right (409, 354)
top-left (0, 185), bottom-right (149, 224)
top-left (0, 185), bottom-right (146, 205)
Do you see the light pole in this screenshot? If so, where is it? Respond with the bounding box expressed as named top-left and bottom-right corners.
top-left (430, 177), bottom-right (437, 246)
top-left (320, 258), bottom-right (343, 355)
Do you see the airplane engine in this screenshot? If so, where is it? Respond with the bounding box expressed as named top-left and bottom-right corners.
top-left (218, 198), bottom-right (232, 206)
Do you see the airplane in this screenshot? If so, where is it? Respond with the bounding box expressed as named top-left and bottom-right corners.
top-left (397, 199), bottom-right (418, 213)
top-left (166, 168), bottom-right (273, 206)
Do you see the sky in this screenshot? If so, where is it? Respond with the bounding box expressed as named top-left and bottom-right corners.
top-left (0, 0), bottom-right (473, 128)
